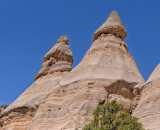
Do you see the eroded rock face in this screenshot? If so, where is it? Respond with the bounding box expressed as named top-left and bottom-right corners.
top-left (93, 11), bottom-right (127, 41)
top-left (0, 11), bottom-right (145, 130)
top-left (26, 79), bottom-right (140, 130)
top-left (34, 35), bottom-right (73, 81)
top-left (0, 35), bottom-right (73, 130)
top-left (133, 64), bottom-right (160, 130)
top-left (25, 11), bottom-right (144, 130)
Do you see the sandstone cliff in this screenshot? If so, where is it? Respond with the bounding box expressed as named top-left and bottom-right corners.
top-left (0, 11), bottom-right (147, 130)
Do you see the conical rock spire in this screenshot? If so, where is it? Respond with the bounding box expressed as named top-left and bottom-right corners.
top-left (0, 12), bottom-right (146, 130)
top-left (0, 36), bottom-right (73, 130)
top-left (34, 35), bottom-right (73, 80)
top-left (147, 63), bottom-right (160, 82)
top-left (93, 11), bottom-right (127, 41)
top-left (22, 12), bottom-right (144, 130)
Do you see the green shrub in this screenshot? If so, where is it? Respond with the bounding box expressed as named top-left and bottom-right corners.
top-left (83, 100), bottom-right (144, 130)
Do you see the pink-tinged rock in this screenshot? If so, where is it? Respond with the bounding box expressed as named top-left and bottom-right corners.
top-left (34, 35), bottom-right (73, 81)
top-left (26, 11), bottom-right (144, 130)
top-left (0, 12), bottom-right (145, 130)
top-left (93, 11), bottom-right (127, 41)
top-left (133, 64), bottom-right (160, 130)
top-left (0, 35), bottom-right (73, 130)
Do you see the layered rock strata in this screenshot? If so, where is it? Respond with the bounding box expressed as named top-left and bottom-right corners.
top-left (0, 35), bottom-right (73, 130)
top-left (26, 11), bottom-right (144, 130)
top-left (93, 11), bottom-right (127, 41)
top-left (34, 35), bottom-right (73, 81)
top-left (0, 11), bottom-right (145, 130)
top-left (133, 64), bottom-right (160, 130)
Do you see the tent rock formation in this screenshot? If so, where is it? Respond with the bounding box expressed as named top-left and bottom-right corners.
top-left (0, 11), bottom-right (159, 130)
top-left (34, 35), bottom-right (73, 81)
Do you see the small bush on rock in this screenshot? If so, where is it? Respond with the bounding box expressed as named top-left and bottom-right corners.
top-left (83, 100), bottom-right (144, 130)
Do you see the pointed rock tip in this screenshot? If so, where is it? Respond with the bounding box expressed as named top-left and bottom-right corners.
top-left (109, 11), bottom-right (119, 17)
top-left (147, 63), bottom-right (160, 82)
top-left (93, 11), bottom-right (127, 41)
top-left (34, 35), bottom-right (73, 81)
top-left (57, 35), bottom-right (68, 43)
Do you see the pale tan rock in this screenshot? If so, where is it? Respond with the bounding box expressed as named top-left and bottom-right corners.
top-left (0, 36), bottom-right (73, 130)
top-left (133, 63), bottom-right (160, 130)
top-left (60, 34), bottom-right (143, 86)
top-left (0, 11), bottom-right (145, 130)
top-left (26, 11), bottom-right (144, 130)
top-left (147, 64), bottom-right (160, 83)
top-left (34, 35), bottom-right (73, 81)
top-left (93, 11), bottom-right (127, 41)
top-left (27, 79), bottom-right (109, 130)
top-left (57, 35), bottom-right (69, 43)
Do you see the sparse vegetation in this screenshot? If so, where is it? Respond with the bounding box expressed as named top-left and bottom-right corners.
top-left (0, 105), bottom-right (8, 109)
top-left (0, 105), bottom-right (8, 113)
top-left (83, 100), bottom-right (144, 130)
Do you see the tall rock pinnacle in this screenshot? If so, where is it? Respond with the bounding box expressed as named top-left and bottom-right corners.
top-left (0, 12), bottom-right (146, 130)
top-left (25, 11), bottom-right (144, 130)
top-left (93, 11), bottom-right (127, 41)
top-left (0, 36), bottom-right (73, 130)
top-left (61, 11), bottom-right (143, 85)
top-left (34, 35), bottom-right (73, 81)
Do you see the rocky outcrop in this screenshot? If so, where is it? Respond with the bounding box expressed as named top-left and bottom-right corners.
top-left (133, 64), bottom-right (160, 130)
top-left (0, 36), bottom-right (73, 130)
top-left (93, 11), bottom-right (127, 41)
top-left (34, 35), bottom-right (73, 81)
top-left (23, 11), bottom-right (144, 130)
top-left (0, 11), bottom-right (147, 130)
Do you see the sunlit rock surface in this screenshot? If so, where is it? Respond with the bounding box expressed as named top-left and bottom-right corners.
top-left (133, 64), bottom-right (160, 130)
top-left (0, 11), bottom-right (148, 130)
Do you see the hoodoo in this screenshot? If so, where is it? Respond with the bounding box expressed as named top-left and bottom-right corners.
top-left (34, 35), bottom-right (73, 81)
top-left (93, 11), bottom-right (127, 41)
top-left (26, 11), bottom-right (144, 130)
top-left (60, 11), bottom-right (144, 85)
top-left (0, 11), bottom-right (146, 130)
top-left (0, 35), bottom-right (73, 130)
top-left (133, 64), bottom-right (160, 130)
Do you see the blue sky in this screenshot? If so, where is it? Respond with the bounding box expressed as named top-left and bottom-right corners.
top-left (0, 0), bottom-right (159, 105)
